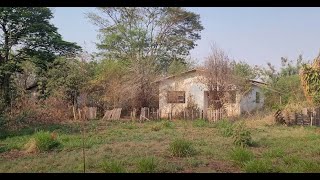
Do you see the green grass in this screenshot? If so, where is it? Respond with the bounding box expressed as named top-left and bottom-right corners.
top-left (101, 160), bottom-right (126, 173)
top-left (137, 157), bottom-right (158, 173)
top-left (28, 131), bottom-right (61, 152)
top-left (169, 138), bottom-right (196, 157)
top-left (245, 159), bottom-right (280, 173)
top-left (1, 115), bottom-right (320, 172)
top-left (193, 119), bottom-right (209, 128)
top-left (215, 119), bottom-right (234, 137)
top-left (229, 147), bottom-right (254, 166)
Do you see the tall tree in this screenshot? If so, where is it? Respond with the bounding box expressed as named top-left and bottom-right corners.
top-left (88, 7), bottom-right (203, 108)
top-left (0, 7), bottom-right (81, 105)
top-left (88, 7), bottom-right (203, 72)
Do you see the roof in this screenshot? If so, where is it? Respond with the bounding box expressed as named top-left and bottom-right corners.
top-left (153, 68), bottom-right (268, 85)
top-left (152, 68), bottom-right (201, 83)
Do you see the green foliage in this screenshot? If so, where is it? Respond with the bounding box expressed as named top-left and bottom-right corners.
top-left (232, 122), bottom-right (253, 147)
top-left (232, 61), bottom-right (257, 79)
top-left (101, 160), bottom-right (126, 173)
top-left (137, 157), bottom-right (158, 173)
top-left (193, 119), bottom-right (209, 128)
top-left (88, 7), bottom-right (203, 73)
top-left (167, 59), bottom-right (189, 75)
top-left (169, 139), bottom-right (196, 157)
top-left (264, 75), bottom-right (305, 109)
top-left (230, 147), bottom-right (254, 166)
top-left (25, 131), bottom-right (61, 152)
top-left (259, 55), bottom-right (306, 109)
top-left (0, 7), bottom-right (81, 105)
top-left (215, 119), bottom-right (234, 137)
top-left (300, 61), bottom-right (320, 105)
top-left (45, 57), bottom-right (92, 102)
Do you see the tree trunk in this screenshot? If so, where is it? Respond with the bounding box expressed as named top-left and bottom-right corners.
top-left (1, 74), bottom-right (11, 105)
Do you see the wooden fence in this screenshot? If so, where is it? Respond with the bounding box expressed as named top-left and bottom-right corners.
top-left (207, 108), bottom-right (224, 122)
top-left (103, 108), bottom-right (122, 120)
top-left (128, 107), bottom-right (225, 122)
top-left (275, 107), bottom-right (320, 126)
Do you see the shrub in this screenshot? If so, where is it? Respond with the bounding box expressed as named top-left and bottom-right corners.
top-left (24, 130), bottom-right (61, 153)
top-left (151, 125), bottom-right (162, 131)
top-left (232, 122), bottom-right (253, 147)
top-left (193, 119), bottom-right (208, 128)
top-left (229, 147), bottom-right (254, 166)
top-left (215, 120), bottom-right (234, 137)
top-left (137, 157), bottom-right (158, 173)
top-left (101, 160), bottom-right (126, 173)
top-left (169, 139), bottom-right (196, 157)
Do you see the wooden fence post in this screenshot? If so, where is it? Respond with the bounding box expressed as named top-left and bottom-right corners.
top-left (191, 109), bottom-right (194, 121)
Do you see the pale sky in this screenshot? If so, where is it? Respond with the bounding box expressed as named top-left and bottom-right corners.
top-left (51, 7), bottom-right (320, 68)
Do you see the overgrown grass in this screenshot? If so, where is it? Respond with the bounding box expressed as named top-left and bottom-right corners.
top-left (169, 139), bottom-right (196, 157)
top-left (162, 120), bottom-right (175, 129)
top-left (215, 119), bottom-right (234, 137)
top-left (229, 147), bottom-right (254, 166)
top-left (101, 160), bottom-right (126, 173)
top-left (24, 130), bottom-right (61, 152)
top-left (193, 119), bottom-right (209, 128)
top-left (245, 159), bottom-right (281, 173)
top-left (1, 115), bottom-right (320, 173)
top-left (137, 157), bottom-right (158, 173)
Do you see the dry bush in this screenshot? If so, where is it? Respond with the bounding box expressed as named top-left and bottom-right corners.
top-left (244, 111), bottom-right (275, 128)
top-left (7, 94), bottom-right (73, 129)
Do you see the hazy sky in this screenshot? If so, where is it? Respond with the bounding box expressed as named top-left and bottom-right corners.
top-left (51, 7), bottom-right (320, 68)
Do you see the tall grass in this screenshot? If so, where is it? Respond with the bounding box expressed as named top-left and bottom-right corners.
top-left (101, 160), bottom-right (126, 173)
top-left (24, 130), bottom-right (61, 152)
top-left (229, 147), bottom-right (254, 166)
top-left (169, 139), bottom-right (196, 157)
top-left (137, 157), bottom-right (158, 173)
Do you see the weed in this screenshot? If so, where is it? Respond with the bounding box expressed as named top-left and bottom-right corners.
top-left (101, 160), bottom-right (126, 173)
top-left (232, 122), bottom-right (253, 147)
top-left (245, 159), bottom-right (280, 173)
top-left (169, 139), bottom-right (196, 157)
top-left (24, 131), bottom-right (61, 152)
top-left (215, 120), bottom-right (234, 137)
top-left (230, 147), bottom-right (254, 166)
top-left (193, 119), bottom-right (208, 128)
top-left (137, 157), bottom-right (158, 173)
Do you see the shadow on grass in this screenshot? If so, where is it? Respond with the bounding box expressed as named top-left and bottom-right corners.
top-left (0, 123), bottom-right (81, 140)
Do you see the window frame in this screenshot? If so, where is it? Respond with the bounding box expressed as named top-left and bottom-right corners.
top-left (167, 91), bottom-right (186, 103)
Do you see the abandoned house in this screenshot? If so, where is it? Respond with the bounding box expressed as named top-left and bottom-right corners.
top-left (155, 69), bottom-right (266, 119)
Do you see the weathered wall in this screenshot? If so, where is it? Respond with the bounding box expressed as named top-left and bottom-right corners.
top-left (159, 71), bottom-right (207, 118)
top-left (158, 71), bottom-right (265, 118)
top-left (239, 85), bottom-right (265, 114)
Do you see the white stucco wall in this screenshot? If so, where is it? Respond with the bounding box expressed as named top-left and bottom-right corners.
top-left (159, 71), bottom-right (207, 118)
top-left (239, 85), bottom-right (265, 114)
